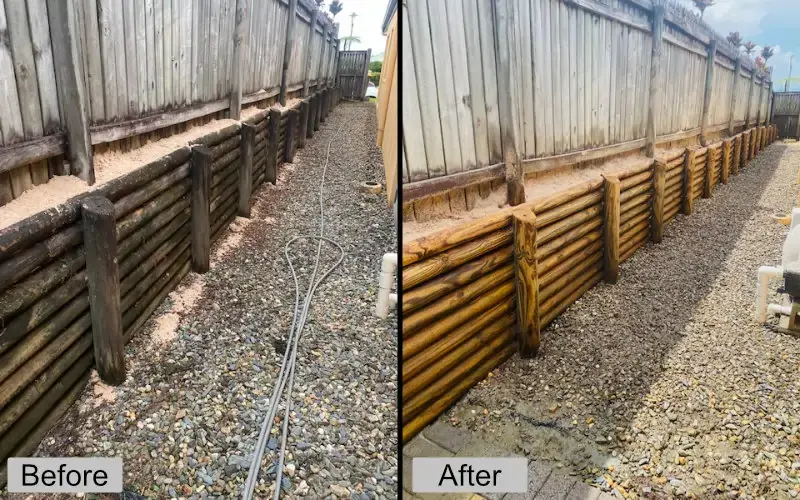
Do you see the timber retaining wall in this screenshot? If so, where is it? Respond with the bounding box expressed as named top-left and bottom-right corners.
top-left (401, 124), bottom-right (778, 442)
top-left (0, 88), bottom-right (341, 485)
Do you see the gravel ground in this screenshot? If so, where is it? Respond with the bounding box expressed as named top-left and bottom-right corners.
top-left (442, 141), bottom-right (800, 499)
top-left (30, 102), bottom-right (397, 499)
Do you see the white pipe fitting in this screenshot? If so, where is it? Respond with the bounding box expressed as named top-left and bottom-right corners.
top-left (376, 253), bottom-right (398, 319)
top-left (756, 265), bottom-right (783, 323)
top-left (767, 303), bottom-right (792, 317)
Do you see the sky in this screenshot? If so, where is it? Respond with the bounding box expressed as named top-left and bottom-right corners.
top-left (322, 0), bottom-right (390, 57)
top-left (675, 0), bottom-right (800, 90)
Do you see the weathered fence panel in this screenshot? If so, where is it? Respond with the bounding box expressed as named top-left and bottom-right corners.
top-left (773, 92), bottom-right (800, 140)
top-left (338, 50), bottom-right (370, 100)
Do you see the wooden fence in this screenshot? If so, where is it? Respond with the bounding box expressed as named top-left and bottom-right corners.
top-left (773, 92), bottom-right (800, 140)
top-left (0, 86), bottom-right (341, 486)
top-left (338, 50), bottom-right (371, 100)
top-left (377, 1), bottom-right (398, 206)
top-left (0, 0), bottom-right (339, 207)
top-left (401, 123), bottom-right (778, 442)
top-left (402, 0), bottom-right (774, 217)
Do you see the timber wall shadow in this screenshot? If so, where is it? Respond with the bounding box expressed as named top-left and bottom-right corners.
top-left (401, 124), bottom-right (777, 442)
top-left (0, 87), bottom-right (341, 486)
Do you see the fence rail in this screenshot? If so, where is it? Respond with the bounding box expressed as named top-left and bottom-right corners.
top-left (402, 0), bottom-right (774, 211)
top-left (0, 0), bottom-right (340, 208)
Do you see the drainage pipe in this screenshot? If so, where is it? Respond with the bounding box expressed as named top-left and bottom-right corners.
top-left (376, 252), bottom-right (397, 319)
top-left (756, 265), bottom-right (784, 323)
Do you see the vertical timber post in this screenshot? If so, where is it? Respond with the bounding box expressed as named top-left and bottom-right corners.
top-left (307, 95), bottom-right (317, 138)
top-left (82, 196), bottom-right (125, 385)
top-left (745, 69), bottom-right (756, 129)
top-left (48, 0), bottom-right (94, 184)
top-left (700, 40), bottom-right (717, 146)
top-left (652, 161), bottom-right (665, 243)
top-left (513, 208), bottom-right (539, 358)
top-left (298, 100), bottom-right (309, 148)
top-left (732, 135), bottom-right (741, 175)
top-left (703, 148), bottom-right (713, 198)
top-left (229, 0), bottom-right (246, 119)
top-left (603, 175), bottom-right (620, 283)
top-left (728, 56), bottom-right (742, 135)
top-left (722, 139), bottom-right (731, 185)
top-left (322, 89), bottom-right (330, 121)
top-left (279, 0), bottom-right (298, 106)
top-left (302, 8), bottom-right (319, 97)
top-left (238, 123), bottom-right (255, 217)
top-left (682, 148), bottom-right (695, 215)
top-left (314, 91), bottom-right (323, 130)
top-left (285, 109), bottom-right (298, 163)
top-left (360, 48), bottom-right (372, 100)
top-left (190, 146), bottom-right (212, 273)
top-left (646, 6), bottom-right (664, 158)
top-left (494, 0), bottom-right (525, 206)
top-left (266, 109), bottom-right (281, 184)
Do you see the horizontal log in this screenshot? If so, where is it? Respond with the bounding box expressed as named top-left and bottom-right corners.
top-left (540, 270), bottom-right (602, 328)
top-left (539, 239), bottom-right (603, 289)
top-left (621, 229), bottom-right (649, 261)
top-left (403, 327), bottom-right (514, 421)
top-left (620, 219), bottom-right (650, 245)
top-left (537, 216), bottom-right (602, 262)
top-left (531, 179), bottom-right (604, 214)
top-left (402, 246), bottom-right (513, 314)
top-left (0, 293), bottom-right (89, 383)
top-left (665, 202), bottom-right (681, 222)
top-left (523, 138), bottom-right (647, 174)
top-left (211, 136), bottom-right (240, 161)
top-left (665, 172), bottom-right (683, 191)
top-left (620, 200), bottom-right (650, 225)
top-left (212, 148), bottom-right (241, 177)
top-left (113, 163), bottom-right (189, 219)
top-left (402, 212), bottom-right (512, 266)
top-left (401, 343), bottom-right (513, 443)
top-left (403, 315), bottom-right (514, 403)
top-left (120, 227), bottom-right (190, 299)
top-left (403, 278), bottom-right (515, 359)
top-left (212, 209), bottom-right (237, 245)
top-left (537, 190), bottom-right (604, 228)
top-left (0, 225), bottom-right (82, 293)
top-left (620, 170), bottom-right (652, 190)
top-left (402, 297), bottom-right (514, 381)
top-left (210, 180), bottom-right (239, 216)
top-left (123, 259), bottom-right (190, 343)
top-left (402, 163), bottom-right (505, 201)
top-left (116, 181), bottom-right (190, 242)
top-left (122, 244), bottom-right (189, 317)
top-left (0, 134), bottom-right (67, 174)
top-left (118, 198), bottom-right (189, 263)
top-left (540, 253), bottom-right (603, 305)
top-left (620, 192), bottom-right (650, 214)
top-left (402, 228), bottom-right (512, 291)
top-left (538, 203), bottom-right (602, 246)
top-left (538, 229), bottom-right (603, 276)
top-left (123, 248), bottom-right (190, 336)
top-left (620, 181), bottom-right (651, 203)
top-left (620, 211), bottom-right (651, 235)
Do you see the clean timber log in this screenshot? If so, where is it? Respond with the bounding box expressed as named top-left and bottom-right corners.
top-left (703, 149), bottom-right (714, 198)
top-left (538, 230), bottom-right (603, 276)
top-left (603, 176), bottom-right (620, 283)
top-left (285, 109), bottom-right (298, 163)
top-left (537, 216), bottom-right (602, 261)
top-left (683, 149), bottom-right (696, 215)
top-left (81, 197), bottom-right (125, 385)
top-left (538, 204), bottom-right (603, 246)
top-left (539, 240), bottom-right (603, 289)
top-left (512, 209), bottom-right (539, 357)
top-left (238, 123), bottom-right (254, 217)
top-left (652, 161), bottom-right (665, 243)
top-left (722, 139), bottom-right (731, 184)
top-left (402, 246), bottom-right (513, 314)
top-left (266, 109), bottom-right (281, 184)
top-left (190, 146), bottom-right (212, 273)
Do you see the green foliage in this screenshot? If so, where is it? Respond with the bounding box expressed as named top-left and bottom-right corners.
top-left (329, 0), bottom-right (342, 17)
top-left (369, 72), bottom-right (381, 85)
top-left (369, 60), bottom-right (383, 73)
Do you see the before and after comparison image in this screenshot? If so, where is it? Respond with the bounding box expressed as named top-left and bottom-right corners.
top-left (0, 0), bottom-right (800, 498)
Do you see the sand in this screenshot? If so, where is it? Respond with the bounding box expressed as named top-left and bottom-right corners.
top-left (404, 153), bottom-right (656, 242)
top-left (0, 104), bottom-right (274, 231)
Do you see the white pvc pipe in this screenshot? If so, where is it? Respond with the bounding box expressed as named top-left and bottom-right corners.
top-left (767, 303), bottom-right (792, 317)
top-left (756, 265), bottom-right (783, 323)
top-left (376, 253), bottom-right (398, 319)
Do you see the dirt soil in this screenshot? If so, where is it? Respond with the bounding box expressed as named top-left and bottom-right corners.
top-left (438, 141), bottom-right (800, 498)
top-left (24, 102), bottom-right (397, 499)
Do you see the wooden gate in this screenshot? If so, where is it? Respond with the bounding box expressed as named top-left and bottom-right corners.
top-left (338, 50), bottom-right (371, 100)
top-left (773, 92), bottom-right (800, 140)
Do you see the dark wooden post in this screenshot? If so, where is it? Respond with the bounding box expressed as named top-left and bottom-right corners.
top-left (229, 0), bottom-right (246, 119)
top-left (302, 8), bottom-right (319, 97)
top-left (279, 0), bottom-right (298, 105)
top-left (682, 148), bottom-right (695, 215)
top-left (703, 149), bottom-right (713, 198)
top-left (699, 40), bottom-right (717, 146)
top-left (603, 175), bottom-right (620, 283)
top-left (495, 0), bottom-right (525, 206)
top-left (307, 95), bottom-right (317, 138)
top-left (298, 100), bottom-right (309, 148)
top-left (266, 109), bottom-right (281, 184)
top-left (722, 139), bottom-right (731, 184)
top-left (190, 146), bottom-right (212, 273)
top-left (314, 91), bottom-right (322, 131)
top-left (732, 135), bottom-right (741, 175)
top-left (285, 109), bottom-right (298, 163)
top-left (513, 208), bottom-right (539, 357)
top-left (652, 161), bottom-right (665, 243)
top-left (48, 0), bottom-right (94, 184)
top-left (321, 88), bottom-right (329, 122)
top-left (646, 6), bottom-right (664, 158)
top-left (81, 196), bottom-right (125, 385)
top-left (238, 123), bottom-right (255, 217)
top-left (728, 56), bottom-right (742, 135)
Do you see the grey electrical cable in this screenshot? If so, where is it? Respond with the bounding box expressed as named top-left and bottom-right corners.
top-left (242, 115), bottom-right (348, 500)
